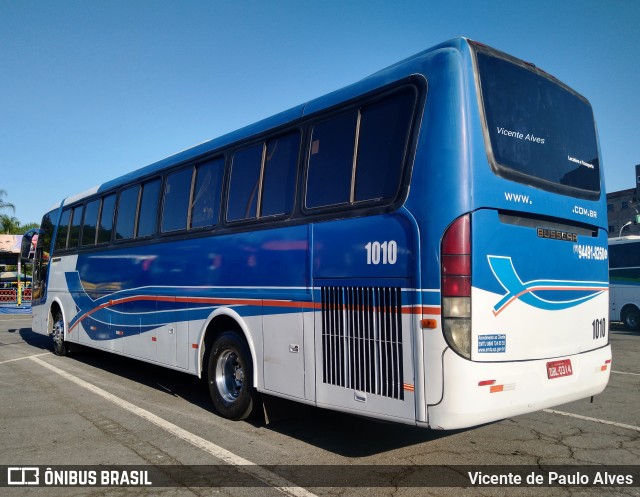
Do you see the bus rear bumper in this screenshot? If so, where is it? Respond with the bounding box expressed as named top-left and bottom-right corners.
top-left (427, 345), bottom-right (612, 430)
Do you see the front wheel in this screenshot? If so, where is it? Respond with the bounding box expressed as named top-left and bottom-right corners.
top-left (51, 311), bottom-right (70, 356)
top-left (207, 332), bottom-right (259, 420)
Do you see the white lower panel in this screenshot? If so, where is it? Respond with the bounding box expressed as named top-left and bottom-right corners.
top-left (428, 345), bottom-right (611, 430)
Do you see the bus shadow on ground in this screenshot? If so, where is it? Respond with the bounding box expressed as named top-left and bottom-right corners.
top-left (258, 399), bottom-right (469, 457)
top-left (16, 326), bottom-right (471, 457)
top-left (10, 326), bottom-right (50, 349)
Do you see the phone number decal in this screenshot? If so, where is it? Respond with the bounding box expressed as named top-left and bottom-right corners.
top-left (573, 244), bottom-right (608, 261)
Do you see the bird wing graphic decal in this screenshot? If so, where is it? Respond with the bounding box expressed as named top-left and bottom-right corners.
top-left (487, 256), bottom-right (607, 316)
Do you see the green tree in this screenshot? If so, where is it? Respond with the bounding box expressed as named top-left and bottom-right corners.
top-left (21, 222), bottom-right (39, 232)
top-left (0, 215), bottom-right (21, 234)
top-left (0, 190), bottom-right (15, 214)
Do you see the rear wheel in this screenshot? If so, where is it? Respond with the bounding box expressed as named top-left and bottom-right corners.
top-left (622, 306), bottom-right (640, 331)
top-left (51, 310), bottom-right (70, 356)
top-left (207, 332), bottom-right (259, 420)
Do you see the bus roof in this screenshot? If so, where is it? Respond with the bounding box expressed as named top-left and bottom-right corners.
top-left (608, 236), bottom-right (640, 244)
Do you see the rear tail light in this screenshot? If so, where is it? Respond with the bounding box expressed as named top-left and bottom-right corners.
top-left (441, 214), bottom-right (471, 359)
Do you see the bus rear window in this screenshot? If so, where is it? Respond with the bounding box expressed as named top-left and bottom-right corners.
top-left (476, 50), bottom-right (600, 198)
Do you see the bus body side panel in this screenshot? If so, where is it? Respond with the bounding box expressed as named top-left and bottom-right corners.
top-left (31, 299), bottom-right (49, 336)
top-left (609, 284), bottom-right (639, 323)
top-left (311, 212), bottom-right (418, 423)
top-left (44, 254), bottom-right (81, 344)
top-left (402, 45), bottom-right (471, 408)
top-left (609, 261), bottom-right (640, 323)
top-left (50, 225), bottom-right (312, 389)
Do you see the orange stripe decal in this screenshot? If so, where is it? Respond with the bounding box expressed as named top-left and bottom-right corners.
top-left (493, 286), bottom-right (608, 317)
top-left (69, 294), bottom-right (440, 332)
top-left (401, 306), bottom-right (441, 315)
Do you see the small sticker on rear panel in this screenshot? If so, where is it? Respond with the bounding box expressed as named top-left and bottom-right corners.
top-left (478, 334), bottom-right (506, 353)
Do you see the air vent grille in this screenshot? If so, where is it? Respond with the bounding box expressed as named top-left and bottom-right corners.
top-left (321, 286), bottom-right (404, 400)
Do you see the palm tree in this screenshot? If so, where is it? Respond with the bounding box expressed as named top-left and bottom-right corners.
top-left (0, 190), bottom-right (15, 214)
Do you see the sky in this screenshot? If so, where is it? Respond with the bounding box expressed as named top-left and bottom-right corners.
top-left (1, 0), bottom-right (639, 225)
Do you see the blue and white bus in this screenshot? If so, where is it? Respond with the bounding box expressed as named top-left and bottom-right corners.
top-left (609, 236), bottom-right (640, 330)
top-left (24, 38), bottom-right (611, 429)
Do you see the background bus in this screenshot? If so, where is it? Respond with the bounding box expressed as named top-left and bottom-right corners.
top-left (24, 37), bottom-right (611, 430)
top-left (609, 236), bottom-right (640, 330)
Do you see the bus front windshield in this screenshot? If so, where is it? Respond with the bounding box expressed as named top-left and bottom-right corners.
top-left (476, 48), bottom-right (600, 199)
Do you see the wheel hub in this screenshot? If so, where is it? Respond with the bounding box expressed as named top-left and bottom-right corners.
top-left (53, 320), bottom-right (64, 345)
top-left (215, 350), bottom-right (244, 402)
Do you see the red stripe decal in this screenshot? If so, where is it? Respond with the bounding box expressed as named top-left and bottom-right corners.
top-left (69, 294), bottom-right (438, 331)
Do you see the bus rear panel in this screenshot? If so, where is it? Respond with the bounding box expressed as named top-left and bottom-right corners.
top-left (423, 41), bottom-right (609, 429)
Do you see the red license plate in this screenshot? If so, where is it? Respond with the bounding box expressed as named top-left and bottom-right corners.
top-left (546, 359), bottom-right (573, 379)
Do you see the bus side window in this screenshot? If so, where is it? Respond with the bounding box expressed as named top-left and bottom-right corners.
top-left (54, 209), bottom-right (71, 251)
top-left (162, 169), bottom-right (193, 233)
top-left (115, 186), bottom-right (139, 240)
top-left (97, 194), bottom-right (116, 244)
top-left (610, 243), bottom-right (640, 268)
top-left (68, 205), bottom-right (84, 249)
top-left (81, 199), bottom-right (101, 247)
top-left (227, 144), bottom-right (263, 222)
top-left (40, 210), bottom-right (55, 255)
top-left (191, 158), bottom-right (224, 229)
top-left (137, 179), bottom-right (161, 237)
top-left (354, 89), bottom-right (416, 202)
top-left (261, 132), bottom-right (300, 217)
top-left (306, 112), bottom-right (357, 209)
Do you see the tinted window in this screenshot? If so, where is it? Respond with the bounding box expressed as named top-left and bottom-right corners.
top-left (354, 90), bottom-right (415, 201)
top-left (115, 186), bottom-right (139, 240)
top-left (191, 159), bottom-right (224, 229)
top-left (40, 210), bottom-right (57, 254)
top-left (227, 144), bottom-right (263, 221)
top-left (162, 169), bottom-right (193, 232)
top-left (306, 112), bottom-right (357, 208)
top-left (68, 205), bottom-right (84, 249)
top-left (261, 132), bottom-right (300, 217)
top-left (54, 209), bottom-right (71, 251)
top-left (477, 51), bottom-right (600, 196)
top-left (97, 194), bottom-right (116, 244)
top-left (610, 243), bottom-right (640, 269)
top-left (137, 179), bottom-right (161, 237)
top-left (81, 199), bottom-right (100, 246)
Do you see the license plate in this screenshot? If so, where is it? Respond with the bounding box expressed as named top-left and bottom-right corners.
top-left (546, 359), bottom-right (573, 379)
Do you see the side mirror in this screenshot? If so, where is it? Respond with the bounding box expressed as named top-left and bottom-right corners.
top-left (20, 229), bottom-right (40, 260)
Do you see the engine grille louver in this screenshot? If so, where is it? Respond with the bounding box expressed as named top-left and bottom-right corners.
top-left (321, 286), bottom-right (404, 400)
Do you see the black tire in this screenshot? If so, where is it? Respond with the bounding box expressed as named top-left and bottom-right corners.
top-left (51, 310), bottom-right (70, 356)
top-left (622, 307), bottom-right (640, 331)
top-left (207, 332), bottom-right (259, 420)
